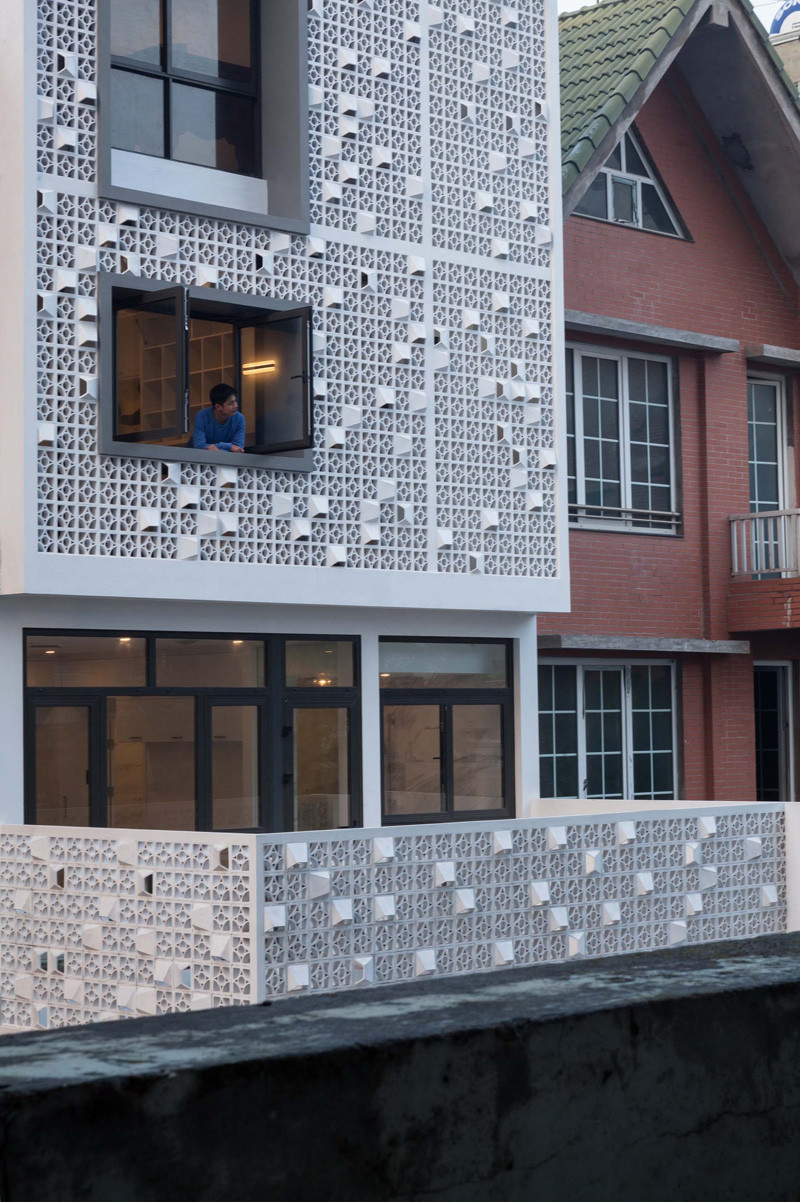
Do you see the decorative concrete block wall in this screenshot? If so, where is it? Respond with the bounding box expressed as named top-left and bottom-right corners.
top-left (34, 0), bottom-right (557, 576)
top-left (257, 807), bottom-right (787, 997)
top-left (1, 806), bottom-right (785, 1030)
top-left (0, 827), bottom-right (258, 1030)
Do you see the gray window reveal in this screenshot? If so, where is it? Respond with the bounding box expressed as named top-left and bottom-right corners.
top-left (99, 272), bottom-right (314, 469)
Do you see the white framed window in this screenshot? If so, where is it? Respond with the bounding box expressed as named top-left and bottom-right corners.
top-left (573, 127), bottom-right (685, 238)
top-left (566, 344), bottom-right (679, 533)
top-left (538, 661), bottom-right (677, 801)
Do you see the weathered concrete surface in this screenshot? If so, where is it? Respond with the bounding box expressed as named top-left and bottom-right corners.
top-left (4, 935), bottom-right (800, 1200)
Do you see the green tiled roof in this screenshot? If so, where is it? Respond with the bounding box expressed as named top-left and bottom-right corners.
top-left (559, 0), bottom-right (800, 196)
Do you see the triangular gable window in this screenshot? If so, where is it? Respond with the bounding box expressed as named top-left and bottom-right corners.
top-left (574, 127), bottom-right (685, 237)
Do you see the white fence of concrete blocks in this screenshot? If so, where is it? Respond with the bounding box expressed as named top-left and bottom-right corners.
top-left (0, 804), bottom-right (787, 1031)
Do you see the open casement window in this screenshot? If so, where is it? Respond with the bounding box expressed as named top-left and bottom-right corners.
top-left (114, 287), bottom-right (188, 444)
top-left (239, 308), bottom-right (312, 453)
top-left (111, 281), bottom-right (313, 456)
top-left (566, 345), bottom-right (679, 532)
top-left (574, 128), bottom-right (685, 238)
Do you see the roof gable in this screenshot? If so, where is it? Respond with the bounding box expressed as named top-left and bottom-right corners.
top-left (559, 0), bottom-right (800, 279)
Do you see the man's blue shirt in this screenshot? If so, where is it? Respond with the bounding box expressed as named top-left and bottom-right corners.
top-left (191, 408), bottom-right (246, 451)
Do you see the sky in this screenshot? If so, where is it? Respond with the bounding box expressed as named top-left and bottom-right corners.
top-left (556, 0), bottom-right (782, 33)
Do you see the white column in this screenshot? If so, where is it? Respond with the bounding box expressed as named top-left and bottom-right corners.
top-left (359, 631), bottom-right (382, 828)
top-left (515, 616), bottom-right (540, 819)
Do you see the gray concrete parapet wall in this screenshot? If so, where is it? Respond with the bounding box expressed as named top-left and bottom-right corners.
top-left (4, 933), bottom-right (800, 1200)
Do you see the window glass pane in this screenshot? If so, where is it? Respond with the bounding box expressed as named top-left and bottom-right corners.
top-left (624, 134), bottom-right (648, 177)
top-left (111, 0), bottom-right (162, 64)
top-left (110, 69), bottom-right (165, 156)
top-left (170, 0), bottom-right (253, 85)
top-left (156, 638), bottom-right (264, 687)
top-left (239, 315), bottom-right (310, 450)
top-left (379, 641), bottom-right (507, 688)
top-left (27, 635), bottom-right (147, 687)
top-left (211, 706), bottom-right (259, 829)
top-left (584, 670), bottom-right (623, 799)
top-left (34, 707), bottom-right (91, 826)
top-left (452, 705), bottom-right (505, 810)
top-left (538, 665), bottom-right (578, 800)
top-left (566, 348), bottom-right (576, 505)
top-left (641, 183), bottom-right (676, 234)
top-left (172, 83), bottom-right (256, 175)
top-left (631, 666), bottom-right (674, 800)
top-left (383, 704), bottom-right (443, 815)
top-left (107, 697), bottom-right (195, 829)
top-left (607, 142), bottom-right (622, 170)
top-left (285, 641), bottom-right (354, 687)
top-left (188, 318), bottom-right (235, 432)
top-left (116, 300), bottom-right (179, 442)
top-left (611, 177), bottom-right (636, 224)
top-left (574, 173), bottom-right (607, 220)
top-left (293, 708), bottom-right (349, 830)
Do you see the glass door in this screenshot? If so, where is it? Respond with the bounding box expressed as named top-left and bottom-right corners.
top-left (204, 701), bottom-right (264, 829)
top-left (583, 668), bottom-right (624, 799)
top-left (26, 699), bottom-right (101, 826)
top-left (754, 664), bottom-right (793, 802)
top-left (283, 703), bottom-right (355, 831)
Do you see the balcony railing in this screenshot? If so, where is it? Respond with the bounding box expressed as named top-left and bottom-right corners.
top-left (730, 509), bottom-right (800, 578)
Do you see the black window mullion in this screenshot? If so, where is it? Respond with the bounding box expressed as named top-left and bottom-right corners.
top-left (163, 0), bottom-right (172, 160)
top-left (196, 697), bottom-right (210, 831)
top-left (94, 696), bottom-right (108, 828)
top-left (442, 704), bottom-right (453, 815)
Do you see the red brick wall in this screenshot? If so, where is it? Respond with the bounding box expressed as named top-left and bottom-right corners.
top-left (544, 64), bottom-right (800, 799)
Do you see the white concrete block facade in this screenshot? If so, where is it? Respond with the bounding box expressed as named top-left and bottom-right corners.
top-left (0, 806), bottom-right (786, 1031)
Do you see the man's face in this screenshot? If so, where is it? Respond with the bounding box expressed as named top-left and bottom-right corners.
top-left (216, 395), bottom-right (238, 419)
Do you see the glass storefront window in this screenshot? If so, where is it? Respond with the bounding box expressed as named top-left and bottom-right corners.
top-left (285, 640), bottom-right (354, 688)
top-left (107, 696), bottom-right (196, 830)
top-left (26, 631), bottom-right (359, 832)
top-left (156, 638), bottom-right (264, 687)
top-left (33, 706), bottom-right (92, 827)
top-left (379, 641), bottom-right (507, 689)
top-left (382, 704), bottom-right (443, 816)
top-left (210, 705), bottom-right (260, 829)
top-left (292, 708), bottom-right (350, 830)
top-left (26, 635), bottom-right (147, 688)
top-left (380, 640), bottom-right (512, 821)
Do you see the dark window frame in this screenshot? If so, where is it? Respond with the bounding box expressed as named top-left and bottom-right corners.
top-left (99, 271), bottom-right (314, 470)
top-left (98, 0), bottom-right (309, 233)
top-left (379, 637), bottom-right (514, 824)
top-left (24, 629), bottom-right (361, 834)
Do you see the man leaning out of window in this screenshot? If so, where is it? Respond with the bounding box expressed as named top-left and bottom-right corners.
top-left (192, 383), bottom-right (245, 452)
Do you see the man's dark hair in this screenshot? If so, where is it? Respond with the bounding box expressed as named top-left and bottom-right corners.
top-left (209, 383), bottom-right (236, 408)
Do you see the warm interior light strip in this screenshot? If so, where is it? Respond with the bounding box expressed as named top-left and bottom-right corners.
top-left (242, 360), bottom-right (276, 376)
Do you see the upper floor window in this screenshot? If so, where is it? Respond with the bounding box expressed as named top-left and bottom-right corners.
top-left (110, 0), bottom-right (260, 176)
top-left (100, 274), bottom-right (314, 466)
top-left (567, 345), bottom-right (679, 533)
top-left (574, 128), bottom-right (685, 238)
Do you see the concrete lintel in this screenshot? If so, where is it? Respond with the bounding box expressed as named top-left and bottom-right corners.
top-left (565, 309), bottom-right (739, 354)
top-left (744, 343), bottom-right (800, 369)
top-left (538, 633), bottom-right (751, 654)
top-left (3, 936), bottom-right (800, 1200)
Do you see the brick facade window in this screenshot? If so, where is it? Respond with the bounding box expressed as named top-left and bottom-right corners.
top-left (538, 661), bottom-right (676, 801)
top-left (573, 127), bottom-right (685, 238)
top-left (566, 345), bottom-right (679, 533)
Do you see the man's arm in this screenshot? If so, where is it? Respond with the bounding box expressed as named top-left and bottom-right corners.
top-left (191, 410), bottom-right (208, 449)
top-left (231, 413), bottom-right (246, 451)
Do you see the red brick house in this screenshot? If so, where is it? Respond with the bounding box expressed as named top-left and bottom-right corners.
top-left (540, 0), bottom-right (800, 803)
